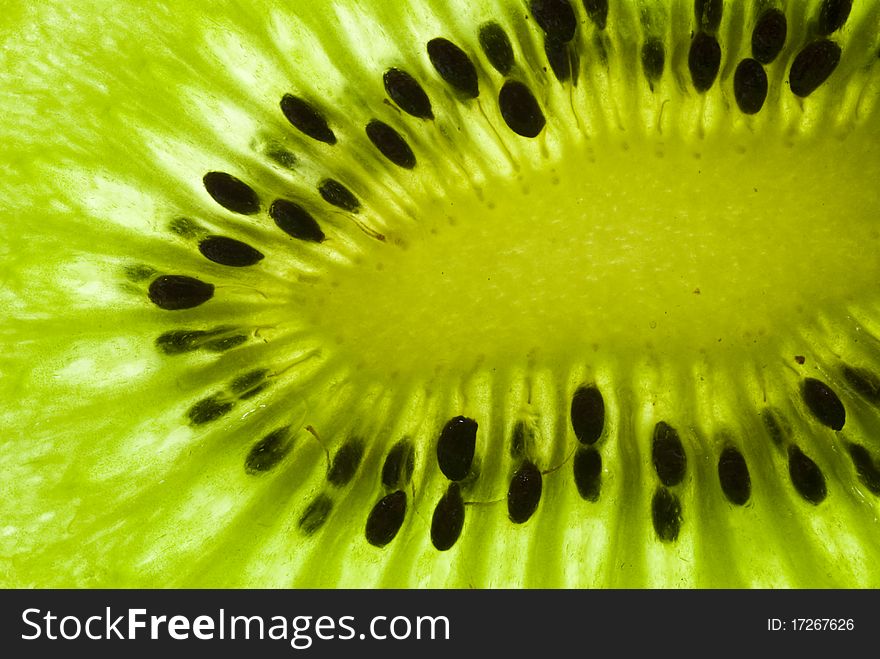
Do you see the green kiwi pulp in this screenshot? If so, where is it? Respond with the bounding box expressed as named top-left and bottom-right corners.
top-left (2, 0), bottom-right (880, 588)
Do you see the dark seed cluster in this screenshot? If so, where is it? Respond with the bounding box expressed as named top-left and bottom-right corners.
top-left (280, 94), bottom-right (337, 144)
top-left (570, 384), bottom-right (605, 503)
top-left (846, 443), bottom-right (880, 495)
top-left (802, 378), bottom-right (846, 430)
top-left (382, 439), bottom-right (416, 489)
top-left (246, 427), bottom-right (293, 474)
top-left (203, 171), bottom-right (260, 215)
top-left (384, 68), bottom-right (434, 120)
top-left (270, 198), bottom-right (326, 242)
top-left (583, 0), bottom-right (608, 30)
top-left (362, 439), bottom-right (418, 547)
top-left (149, 275), bottom-right (214, 310)
top-left (651, 487), bottom-right (682, 543)
top-left (573, 446), bottom-right (602, 501)
top-left (651, 421), bottom-right (686, 541)
top-left (365, 490), bottom-right (408, 547)
top-left (570, 384), bottom-right (605, 444)
top-left (752, 8), bottom-right (787, 64)
top-left (428, 38), bottom-right (480, 98)
top-left (789, 39), bottom-right (841, 98)
top-left (817, 0), bottom-right (852, 36)
top-left (137, 3), bottom-right (871, 561)
top-left (694, 0), bottom-right (723, 34)
top-left (187, 394), bottom-right (234, 426)
top-left (641, 38), bottom-right (665, 88)
top-left (431, 483), bottom-right (466, 550)
top-left (689, 32), bottom-right (721, 93)
top-left (318, 179), bottom-right (360, 212)
top-left (366, 120), bottom-right (417, 169)
top-left (788, 445), bottom-right (828, 504)
top-left (327, 439), bottom-right (365, 487)
top-left (843, 366), bottom-right (880, 405)
top-left (717, 446), bottom-right (751, 506)
top-left (437, 416), bottom-right (478, 482)
top-left (507, 460), bottom-right (543, 523)
top-left (198, 235), bottom-right (264, 267)
top-left (187, 368), bottom-right (274, 428)
top-left (498, 80), bottom-right (546, 138)
top-left (299, 494), bottom-right (334, 535)
top-left (733, 58), bottom-right (768, 114)
top-left (479, 22), bottom-right (514, 75)
top-left (297, 435), bottom-right (366, 536)
top-left (155, 326), bottom-right (248, 355)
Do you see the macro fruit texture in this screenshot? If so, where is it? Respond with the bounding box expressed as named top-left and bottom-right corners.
top-left (1, 0), bottom-right (880, 588)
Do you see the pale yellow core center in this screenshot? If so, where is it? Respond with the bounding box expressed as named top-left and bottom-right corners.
top-left (308, 131), bottom-right (880, 375)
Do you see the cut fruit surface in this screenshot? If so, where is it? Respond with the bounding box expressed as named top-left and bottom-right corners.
top-left (2, 0), bottom-right (880, 589)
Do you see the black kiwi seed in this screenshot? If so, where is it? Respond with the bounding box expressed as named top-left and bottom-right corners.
top-left (570, 384), bottom-right (605, 445)
top-left (198, 235), bottom-right (264, 267)
top-left (202, 172), bottom-right (260, 215)
top-left (733, 58), bottom-right (768, 114)
top-left (479, 22), bottom-right (514, 75)
top-left (148, 275), bottom-right (214, 310)
top-left (573, 446), bottom-right (602, 502)
top-left (245, 427), bottom-right (292, 474)
top-left (752, 8), bottom-right (787, 64)
top-left (383, 68), bottom-right (433, 120)
top-left (365, 490), bottom-right (407, 547)
top-left (789, 39), bottom-right (841, 98)
top-left (498, 80), bottom-right (546, 138)
top-left (694, 0), bottom-right (723, 33)
top-left (507, 461), bottom-right (543, 524)
top-left (689, 32), bottom-right (722, 92)
top-left (717, 446), bottom-right (751, 505)
top-left (280, 94), bottom-right (336, 145)
top-left (231, 369), bottom-right (269, 395)
top-left (365, 120), bottom-right (417, 169)
top-left (544, 37), bottom-right (572, 82)
top-left (436, 416), bottom-right (478, 481)
top-left (652, 421), bottom-right (687, 487)
top-left (788, 446), bottom-right (827, 504)
top-left (269, 199), bottom-right (326, 243)
top-left (327, 439), bottom-right (364, 487)
top-left (427, 38), bottom-right (479, 99)
top-left (802, 378), bottom-right (846, 431)
top-left (817, 0), bottom-right (852, 36)
top-left (652, 487), bottom-right (683, 542)
top-left (845, 443), bottom-right (880, 495)
top-left (318, 179), bottom-right (360, 213)
top-left (530, 0), bottom-right (577, 43)
top-left (641, 38), bottom-right (665, 84)
top-left (382, 439), bottom-right (415, 489)
top-left (187, 394), bottom-right (234, 426)
top-left (842, 366), bottom-right (880, 405)
top-left (431, 483), bottom-right (465, 551)
top-left (583, 0), bottom-right (609, 30)
top-left (299, 494), bottom-right (334, 536)
top-left (155, 329), bottom-right (208, 355)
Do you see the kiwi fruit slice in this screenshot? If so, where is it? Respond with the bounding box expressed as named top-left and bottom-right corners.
top-left (2, 0), bottom-right (880, 589)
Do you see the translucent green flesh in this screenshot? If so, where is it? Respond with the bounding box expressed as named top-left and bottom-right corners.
top-left (315, 131), bottom-right (880, 375)
top-left (2, 0), bottom-right (880, 589)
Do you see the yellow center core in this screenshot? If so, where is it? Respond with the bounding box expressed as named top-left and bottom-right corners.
top-left (308, 130), bottom-right (880, 375)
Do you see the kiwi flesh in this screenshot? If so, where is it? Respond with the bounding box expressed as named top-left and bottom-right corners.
top-left (2, 0), bottom-right (880, 589)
